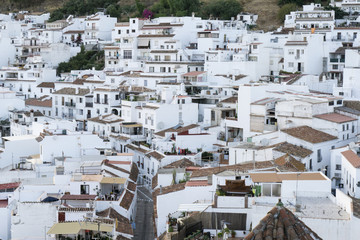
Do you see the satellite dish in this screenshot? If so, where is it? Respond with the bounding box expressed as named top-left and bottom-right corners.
top-left (157, 122), bottom-right (165, 130)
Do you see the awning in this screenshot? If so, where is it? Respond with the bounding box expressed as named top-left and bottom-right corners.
top-left (100, 177), bottom-right (126, 184)
top-left (47, 222), bottom-right (113, 235)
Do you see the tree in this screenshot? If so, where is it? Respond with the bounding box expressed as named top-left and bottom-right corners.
top-left (135, 0), bottom-right (145, 17)
top-left (278, 3), bottom-right (298, 21)
top-left (324, 5), bottom-right (348, 19)
top-left (201, 0), bottom-right (242, 20)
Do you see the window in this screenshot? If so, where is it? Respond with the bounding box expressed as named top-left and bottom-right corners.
top-left (328, 101), bottom-right (334, 106)
top-left (111, 78), bottom-right (115, 83)
top-left (118, 30), bottom-right (121, 34)
top-left (123, 50), bottom-right (132, 59)
top-left (352, 125), bottom-right (355, 133)
top-left (288, 62), bottom-right (294, 68)
top-left (263, 184), bottom-right (272, 196)
top-left (149, 67), bottom-right (154, 72)
top-left (288, 49), bottom-right (294, 55)
top-left (79, 98), bottom-right (83, 103)
top-left (160, 67), bottom-right (166, 72)
top-left (347, 124), bottom-right (349, 130)
top-left (80, 185), bottom-right (89, 194)
top-left (317, 149), bottom-right (322, 162)
top-left (132, 29), bottom-right (135, 33)
top-left (337, 100), bottom-right (342, 105)
top-left (253, 45), bottom-right (258, 50)
top-left (336, 164), bottom-right (341, 170)
top-left (139, 112), bottom-right (141, 118)
top-left (333, 65), bottom-right (338, 70)
top-left (343, 125), bottom-right (345, 131)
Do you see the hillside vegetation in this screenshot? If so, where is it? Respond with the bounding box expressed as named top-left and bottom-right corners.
top-left (0, 0), bottom-right (338, 30)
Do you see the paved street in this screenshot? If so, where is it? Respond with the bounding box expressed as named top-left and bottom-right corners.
top-left (133, 186), bottom-right (154, 240)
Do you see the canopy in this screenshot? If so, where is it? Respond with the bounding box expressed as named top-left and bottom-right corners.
top-left (47, 222), bottom-right (113, 235)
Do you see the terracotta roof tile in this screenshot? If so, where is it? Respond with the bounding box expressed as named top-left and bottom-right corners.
top-left (163, 158), bottom-right (199, 169)
top-left (152, 173), bottom-right (158, 189)
top-left (341, 150), bottom-right (360, 168)
top-left (185, 180), bottom-right (209, 187)
top-left (314, 113), bottom-right (356, 123)
top-left (61, 194), bottom-right (96, 200)
top-left (37, 82), bottom-right (55, 88)
top-left (96, 208), bottom-right (133, 235)
top-left (127, 181), bottom-right (136, 192)
top-left (146, 151), bottom-right (165, 161)
top-left (282, 126), bottom-right (337, 144)
top-left (273, 142), bottom-right (313, 158)
top-left (154, 124), bottom-right (199, 137)
top-left (129, 163), bottom-right (139, 182)
top-left (182, 71), bottom-right (206, 77)
top-left (103, 160), bottom-right (131, 175)
top-left (219, 96), bottom-right (238, 104)
top-left (274, 154), bottom-right (306, 171)
top-left (53, 87), bottom-right (90, 96)
top-left (120, 190), bottom-right (134, 210)
top-left (88, 114), bottom-right (123, 124)
top-left (244, 203), bottom-right (322, 240)
top-left (0, 182), bottom-right (20, 190)
top-left (152, 183), bottom-right (186, 219)
top-left (25, 97), bottom-right (52, 108)
top-left (0, 200), bottom-right (8, 208)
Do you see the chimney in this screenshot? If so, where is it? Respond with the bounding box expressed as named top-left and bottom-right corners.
top-left (192, 12), bottom-right (195, 19)
top-left (30, 109), bottom-right (34, 121)
top-left (75, 88), bottom-right (79, 94)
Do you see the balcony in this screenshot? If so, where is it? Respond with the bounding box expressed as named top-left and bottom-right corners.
top-left (65, 102), bottom-right (76, 107)
top-left (85, 102), bottom-right (93, 107)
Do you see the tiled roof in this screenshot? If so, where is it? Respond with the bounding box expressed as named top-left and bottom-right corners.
top-left (282, 126), bottom-right (337, 144)
top-left (274, 154), bottom-right (306, 172)
top-left (127, 181), bottom-right (136, 192)
top-left (37, 82), bottom-right (55, 88)
top-left (25, 97), bottom-right (52, 108)
top-left (125, 144), bottom-right (150, 154)
top-left (154, 124), bottom-right (199, 137)
top-left (61, 194), bottom-right (96, 200)
top-left (102, 160), bottom-right (131, 175)
top-left (129, 163), bottom-right (139, 182)
top-left (314, 113), bottom-right (356, 123)
top-left (352, 197), bottom-right (360, 219)
top-left (244, 203), bottom-right (322, 240)
top-left (273, 142), bottom-right (313, 158)
top-left (0, 182), bottom-right (20, 190)
top-left (185, 180), bottom-right (209, 187)
top-left (163, 158), bottom-right (199, 169)
top-left (152, 173), bottom-right (158, 189)
top-left (0, 200), bottom-right (8, 208)
top-left (88, 114), bottom-right (123, 124)
top-left (341, 150), bottom-right (360, 168)
top-left (96, 208), bottom-right (133, 235)
top-left (53, 87), bottom-right (90, 96)
top-left (190, 161), bottom-right (277, 178)
top-left (219, 96), bottom-right (238, 104)
top-left (120, 190), bottom-right (134, 210)
top-left (182, 71), bottom-right (206, 77)
top-left (146, 151), bottom-right (165, 161)
top-left (335, 106), bottom-right (360, 116)
top-left (343, 101), bottom-right (360, 113)
top-left (152, 183), bottom-right (186, 218)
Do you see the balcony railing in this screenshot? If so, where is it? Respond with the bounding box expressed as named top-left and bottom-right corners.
top-left (65, 102), bottom-right (76, 107)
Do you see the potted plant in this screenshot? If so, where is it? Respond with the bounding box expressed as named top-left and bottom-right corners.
top-left (231, 230), bottom-right (236, 237)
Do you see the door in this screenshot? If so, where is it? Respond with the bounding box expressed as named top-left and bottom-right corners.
top-left (297, 62), bottom-right (302, 72)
